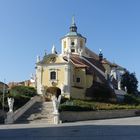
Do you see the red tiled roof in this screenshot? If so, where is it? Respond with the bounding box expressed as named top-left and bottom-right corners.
top-left (64, 54), bottom-right (105, 72)
top-left (63, 55), bottom-right (88, 68)
top-left (63, 54), bottom-right (107, 83)
top-left (83, 56), bottom-right (105, 73)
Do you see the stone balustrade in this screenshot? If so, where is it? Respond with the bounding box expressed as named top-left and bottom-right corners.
top-left (5, 96), bottom-right (41, 124)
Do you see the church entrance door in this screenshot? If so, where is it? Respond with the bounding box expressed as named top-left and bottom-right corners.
top-left (45, 87), bottom-right (61, 101)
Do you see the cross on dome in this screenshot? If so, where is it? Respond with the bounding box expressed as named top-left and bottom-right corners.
top-left (70, 16), bottom-right (77, 32)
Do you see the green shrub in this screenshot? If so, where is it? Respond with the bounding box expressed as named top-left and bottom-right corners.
top-left (124, 94), bottom-right (140, 105)
top-left (59, 105), bottom-right (93, 111)
top-left (10, 86), bottom-right (37, 98)
top-left (59, 99), bottom-right (140, 111)
top-left (60, 99), bottom-right (96, 111)
top-left (0, 90), bottom-right (9, 110)
top-left (60, 97), bottom-right (69, 104)
top-left (9, 86), bottom-right (37, 109)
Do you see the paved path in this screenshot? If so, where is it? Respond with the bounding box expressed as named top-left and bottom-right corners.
top-left (1, 117), bottom-right (140, 140)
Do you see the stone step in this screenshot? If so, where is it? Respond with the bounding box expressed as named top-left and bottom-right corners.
top-left (27, 114), bottom-right (53, 119)
top-left (29, 119), bottom-right (54, 124)
top-left (15, 100), bottom-right (55, 124)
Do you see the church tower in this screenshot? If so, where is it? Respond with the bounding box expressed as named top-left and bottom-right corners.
top-left (61, 17), bottom-right (86, 56)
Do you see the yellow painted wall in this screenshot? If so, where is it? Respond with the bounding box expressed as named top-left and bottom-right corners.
top-left (57, 66), bottom-right (65, 87)
top-left (71, 87), bottom-right (86, 99)
top-left (42, 64), bottom-right (66, 88)
top-left (74, 68), bottom-right (86, 88)
top-left (55, 56), bottom-right (65, 63)
top-left (42, 68), bottom-right (49, 87)
top-left (86, 75), bottom-right (93, 88)
top-left (47, 55), bottom-right (66, 64)
top-left (103, 64), bottom-right (111, 74)
top-left (71, 65), bottom-right (75, 86)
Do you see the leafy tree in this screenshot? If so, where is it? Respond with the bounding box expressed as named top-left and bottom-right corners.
top-left (121, 71), bottom-right (138, 95)
top-left (10, 86), bottom-right (37, 98)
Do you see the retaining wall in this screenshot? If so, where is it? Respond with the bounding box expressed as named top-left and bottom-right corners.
top-left (60, 109), bottom-right (139, 122)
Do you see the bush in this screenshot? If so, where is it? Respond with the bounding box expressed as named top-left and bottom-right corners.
top-left (0, 90), bottom-right (9, 110)
top-left (60, 97), bottom-right (69, 104)
top-left (10, 86), bottom-right (37, 98)
top-left (9, 86), bottom-right (37, 109)
top-left (124, 94), bottom-right (140, 105)
top-left (59, 99), bottom-right (140, 111)
top-left (59, 105), bottom-right (93, 111)
top-left (60, 99), bottom-right (96, 111)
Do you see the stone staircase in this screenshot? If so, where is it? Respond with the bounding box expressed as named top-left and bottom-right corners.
top-left (115, 89), bottom-right (127, 95)
top-left (115, 89), bottom-right (127, 102)
top-left (15, 100), bottom-right (54, 124)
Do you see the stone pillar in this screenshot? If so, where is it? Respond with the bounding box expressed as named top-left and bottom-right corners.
top-left (53, 112), bottom-right (60, 124)
top-left (52, 95), bottom-right (61, 124)
top-left (75, 39), bottom-right (78, 53)
top-left (36, 66), bottom-right (43, 95)
top-left (5, 112), bottom-right (14, 124)
top-left (5, 97), bottom-right (14, 124)
top-left (67, 38), bottom-right (70, 48)
top-left (65, 64), bottom-right (71, 98)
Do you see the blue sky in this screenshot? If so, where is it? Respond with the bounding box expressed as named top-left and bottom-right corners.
top-left (0, 0), bottom-right (140, 89)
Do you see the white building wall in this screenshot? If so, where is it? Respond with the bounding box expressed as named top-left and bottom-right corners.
top-left (61, 36), bottom-right (86, 56)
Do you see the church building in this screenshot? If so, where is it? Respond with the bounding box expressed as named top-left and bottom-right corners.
top-left (36, 18), bottom-right (126, 101)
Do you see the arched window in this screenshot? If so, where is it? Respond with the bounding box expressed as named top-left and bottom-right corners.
top-left (71, 41), bottom-right (75, 46)
top-left (50, 71), bottom-right (56, 80)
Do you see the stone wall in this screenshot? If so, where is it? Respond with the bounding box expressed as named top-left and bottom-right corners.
top-left (60, 109), bottom-right (139, 122)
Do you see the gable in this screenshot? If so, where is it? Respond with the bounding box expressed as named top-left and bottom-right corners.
top-left (37, 54), bottom-right (67, 65)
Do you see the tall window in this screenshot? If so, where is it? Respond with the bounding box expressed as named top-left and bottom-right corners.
top-left (71, 41), bottom-right (75, 46)
top-left (80, 40), bottom-right (83, 48)
top-left (64, 41), bottom-right (66, 48)
top-left (76, 77), bottom-right (80, 83)
top-left (50, 71), bottom-right (56, 80)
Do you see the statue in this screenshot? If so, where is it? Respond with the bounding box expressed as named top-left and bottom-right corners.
top-left (118, 80), bottom-right (121, 90)
top-left (52, 44), bottom-right (57, 54)
top-left (78, 48), bottom-right (83, 56)
top-left (125, 86), bottom-right (127, 92)
top-left (36, 55), bottom-right (40, 63)
top-left (52, 95), bottom-right (61, 114)
top-left (99, 48), bottom-right (102, 54)
top-left (7, 97), bottom-right (14, 112)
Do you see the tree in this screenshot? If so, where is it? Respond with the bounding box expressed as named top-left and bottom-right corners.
top-left (121, 71), bottom-right (138, 95)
